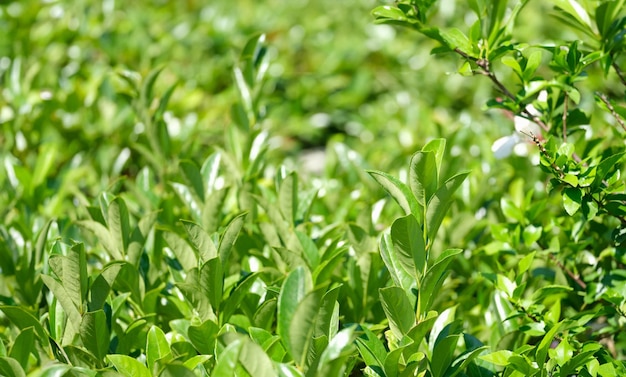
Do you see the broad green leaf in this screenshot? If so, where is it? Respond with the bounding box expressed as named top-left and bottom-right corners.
top-left (480, 350), bottom-right (513, 366)
top-left (288, 288), bottom-right (325, 367)
top-left (0, 357), bottom-right (25, 377)
top-left (238, 338), bottom-right (276, 377)
top-left (563, 187), bottom-right (582, 215)
top-left (41, 275), bottom-right (82, 327)
top-left (419, 249), bottom-right (461, 316)
top-left (201, 152), bottom-right (222, 195)
top-left (439, 28), bottom-right (475, 56)
top-left (107, 355), bottom-right (151, 377)
top-left (355, 326), bottom-right (388, 373)
top-left (159, 364), bottom-right (197, 377)
top-left (410, 151), bottom-right (438, 207)
top-left (425, 171), bottom-right (470, 243)
top-left (379, 286), bottom-right (415, 340)
top-left (0, 307), bottom-right (48, 345)
top-left (200, 258), bottom-right (223, 313)
top-left (77, 220), bottom-right (120, 260)
top-left (218, 212), bottom-right (246, 263)
top-left (379, 233), bottom-right (416, 294)
top-left (48, 243), bottom-right (88, 311)
top-left (552, 0), bottom-right (592, 30)
top-left (8, 327), bottom-right (34, 370)
top-left (147, 325), bottom-right (171, 369)
top-left (372, 5), bottom-right (409, 23)
top-left (535, 322), bottom-right (563, 367)
top-left (367, 170), bottom-right (420, 217)
top-left (431, 334), bottom-right (460, 377)
top-left (316, 326), bottom-right (357, 376)
top-left (107, 197), bottom-right (131, 257)
top-left (32, 142), bottom-right (58, 190)
top-left (80, 310), bottom-right (110, 363)
top-left (212, 339), bottom-right (242, 377)
top-left (278, 172), bottom-right (298, 227)
top-left (180, 159), bottom-right (205, 201)
top-left (391, 214), bottom-right (426, 277)
top-left (163, 231), bottom-right (198, 271)
top-left (182, 220), bottom-right (218, 263)
top-left (188, 320), bottom-right (219, 354)
top-left (140, 66), bottom-right (164, 106)
top-left (422, 139), bottom-right (446, 175)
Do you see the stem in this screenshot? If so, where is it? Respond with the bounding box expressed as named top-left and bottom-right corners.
top-left (548, 253), bottom-right (587, 290)
top-left (612, 60), bottom-right (626, 87)
top-left (562, 92), bottom-right (568, 142)
top-left (454, 48), bottom-right (550, 132)
top-left (596, 92), bottom-right (626, 132)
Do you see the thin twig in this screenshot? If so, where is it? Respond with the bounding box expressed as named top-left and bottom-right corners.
top-left (454, 48), bottom-right (550, 132)
top-left (562, 92), bottom-right (568, 141)
top-left (548, 253), bottom-right (587, 290)
top-left (597, 92), bottom-right (626, 132)
top-left (612, 60), bottom-right (626, 87)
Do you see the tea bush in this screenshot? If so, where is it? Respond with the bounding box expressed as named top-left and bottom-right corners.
top-left (1, 0), bottom-right (625, 376)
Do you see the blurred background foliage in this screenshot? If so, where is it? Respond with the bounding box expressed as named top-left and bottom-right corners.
top-left (2, 0), bottom-right (621, 359)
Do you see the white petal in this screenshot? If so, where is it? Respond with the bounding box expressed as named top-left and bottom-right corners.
top-left (492, 135), bottom-right (518, 159)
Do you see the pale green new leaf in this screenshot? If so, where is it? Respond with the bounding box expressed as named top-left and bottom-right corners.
top-left (146, 325), bottom-right (171, 369)
top-left (379, 286), bottom-right (415, 341)
top-left (425, 171), bottom-right (470, 243)
top-left (391, 214), bottom-right (426, 278)
top-left (410, 151), bottom-right (438, 207)
top-left (107, 355), bottom-right (151, 377)
top-left (367, 170), bottom-right (420, 217)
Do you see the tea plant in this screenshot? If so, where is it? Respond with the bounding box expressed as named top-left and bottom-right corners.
top-left (373, 0), bottom-right (626, 375)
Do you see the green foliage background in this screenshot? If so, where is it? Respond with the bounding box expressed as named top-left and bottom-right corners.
top-left (1, 0), bottom-right (626, 376)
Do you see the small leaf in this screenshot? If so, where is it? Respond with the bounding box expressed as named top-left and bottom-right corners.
top-left (146, 325), bottom-right (171, 369)
top-left (391, 214), bottom-right (426, 277)
top-left (480, 350), bottom-right (513, 366)
top-left (410, 151), bottom-right (438, 207)
top-left (107, 355), bottom-right (151, 377)
top-left (367, 170), bottom-right (420, 217)
top-left (379, 287), bottom-right (415, 341)
top-left (426, 171), bottom-right (470, 243)
top-left (563, 187), bottom-right (582, 215)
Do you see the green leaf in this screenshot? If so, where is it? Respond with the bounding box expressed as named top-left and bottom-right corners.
top-left (41, 275), bottom-right (82, 328)
top-left (379, 233), bottom-right (416, 294)
top-left (218, 212), bottom-right (246, 264)
top-left (159, 364), bottom-right (197, 377)
top-left (80, 310), bottom-right (110, 363)
top-left (0, 357), bottom-right (25, 377)
top-left (367, 170), bottom-right (421, 217)
top-left (288, 288), bottom-right (325, 367)
top-left (238, 338), bottom-right (276, 377)
top-left (535, 322), bottom-right (563, 367)
top-left (277, 267), bottom-right (310, 360)
top-left (563, 187), bottom-right (582, 215)
top-left (212, 339), bottom-right (242, 377)
top-left (439, 28), bottom-right (475, 56)
top-left (480, 350), bottom-right (513, 366)
top-left (107, 197), bottom-right (131, 257)
top-left (410, 151), bottom-right (438, 207)
top-left (419, 249), bottom-right (461, 317)
top-left (425, 171), bottom-right (470, 243)
top-left (200, 258), bottom-right (223, 314)
top-left (107, 355), bottom-right (151, 377)
top-left (379, 286), bottom-right (415, 340)
top-left (355, 326), bottom-right (388, 373)
top-left (372, 5), bottom-right (409, 23)
top-left (182, 220), bottom-right (218, 263)
top-left (180, 159), bottom-right (205, 201)
top-left (279, 172), bottom-right (298, 227)
top-left (188, 320), bottom-right (219, 354)
top-left (391, 214), bottom-right (426, 277)
top-left (8, 327), bottom-right (34, 370)
top-left (0, 307), bottom-right (48, 345)
top-left (147, 325), bottom-right (171, 369)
